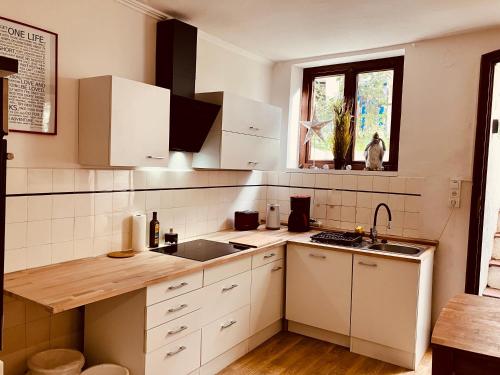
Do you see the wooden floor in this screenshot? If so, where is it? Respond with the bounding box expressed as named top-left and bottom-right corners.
top-left (219, 332), bottom-right (432, 375)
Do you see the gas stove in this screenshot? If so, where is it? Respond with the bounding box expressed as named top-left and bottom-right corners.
top-left (150, 239), bottom-right (251, 262)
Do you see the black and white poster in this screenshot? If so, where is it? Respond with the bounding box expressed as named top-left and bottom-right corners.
top-left (0, 17), bottom-right (57, 134)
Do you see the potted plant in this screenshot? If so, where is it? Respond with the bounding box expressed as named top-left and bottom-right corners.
top-left (331, 99), bottom-right (353, 170)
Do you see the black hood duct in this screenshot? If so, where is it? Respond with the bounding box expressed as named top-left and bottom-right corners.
top-left (156, 19), bottom-right (221, 152)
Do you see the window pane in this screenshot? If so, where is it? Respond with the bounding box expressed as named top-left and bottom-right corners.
top-left (309, 75), bottom-right (345, 161)
top-left (354, 70), bottom-right (394, 162)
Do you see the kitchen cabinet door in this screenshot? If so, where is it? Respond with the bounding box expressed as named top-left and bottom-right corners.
top-left (221, 92), bottom-right (281, 139)
top-left (79, 75), bottom-right (170, 167)
top-left (351, 254), bottom-right (419, 353)
top-left (220, 131), bottom-right (279, 170)
top-left (286, 245), bottom-right (352, 335)
top-left (250, 258), bottom-right (284, 335)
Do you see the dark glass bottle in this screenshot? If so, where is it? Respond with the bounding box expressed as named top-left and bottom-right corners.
top-left (149, 212), bottom-right (160, 248)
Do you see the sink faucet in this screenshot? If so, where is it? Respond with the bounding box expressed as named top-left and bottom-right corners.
top-left (370, 203), bottom-right (392, 243)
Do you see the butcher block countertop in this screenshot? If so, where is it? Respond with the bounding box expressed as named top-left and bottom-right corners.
top-left (432, 293), bottom-right (500, 358)
top-left (4, 226), bottom-right (437, 314)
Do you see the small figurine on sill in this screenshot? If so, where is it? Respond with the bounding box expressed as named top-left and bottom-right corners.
top-left (364, 132), bottom-right (386, 171)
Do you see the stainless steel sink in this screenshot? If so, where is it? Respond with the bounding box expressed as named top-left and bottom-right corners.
top-left (367, 243), bottom-right (424, 256)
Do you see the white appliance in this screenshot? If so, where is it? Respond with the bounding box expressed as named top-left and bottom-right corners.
top-left (266, 203), bottom-right (280, 230)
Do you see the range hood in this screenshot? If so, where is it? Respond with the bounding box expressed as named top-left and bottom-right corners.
top-left (0, 56), bottom-right (19, 136)
top-left (156, 19), bottom-right (221, 152)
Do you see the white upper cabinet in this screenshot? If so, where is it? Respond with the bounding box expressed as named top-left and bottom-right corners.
top-left (192, 91), bottom-right (281, 170)
top-left (78, 75), bottom-right (170, 167)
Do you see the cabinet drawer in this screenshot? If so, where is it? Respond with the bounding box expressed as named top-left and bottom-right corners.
top-left (221, 93), bottom-right (281, 139)
top-left (145, 329), bottom-right (201, 375)
top-left (147, 289), bottom-right (202, 329)
top-left (202, 271), bottom-right (251, 325)
top-left (147, 271), bottom-right (203, 306)
top-left (252, 246), bottom-right (285, 269)
top-left (201, 305), bottom-right (250, 365)
top-left (220, 132), bottom-right (280, 171)
top-left (250, 259), bottom-right (285, 335)
top-left (203, 256), bottom-right (251, 286)
top-left (146, 309), bottom-right (202, 353)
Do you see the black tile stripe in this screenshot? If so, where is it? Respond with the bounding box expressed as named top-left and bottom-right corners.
top-left (6, 184), bottom-right (422, 198)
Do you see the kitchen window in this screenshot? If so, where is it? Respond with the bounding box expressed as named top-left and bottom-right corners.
top-left (299, 56), bottom-right (404, 171)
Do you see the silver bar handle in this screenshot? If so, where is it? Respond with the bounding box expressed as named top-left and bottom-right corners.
top-left (167, 325), bottom-right (188, 336)
top-left (165, 345), bottom-right (186, 358)
top-left (222, 284), bottom-right (238, 293)
top-left (221, 320), bottom-right (237, 329)
top-left (263, 253), bottom-right (276, 259)
top-left (167, 282), bottom-right (188, 291)
top-left (147, 155), bottom-right (166, 160)
top-left (271, 266), bottom-right (283, 272)
top-left (309, 253), bottom-right (326, 259)
top-left (359, 261), bottom-right (377, 267)
top-left (167, 304), bottom-right (188, 313)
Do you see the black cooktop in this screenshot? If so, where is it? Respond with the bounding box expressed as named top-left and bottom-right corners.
top-left (150, 239), bottom-right (251, 262)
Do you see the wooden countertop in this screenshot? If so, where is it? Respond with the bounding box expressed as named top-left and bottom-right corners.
top-left (4, 226), bottom-right (436, 314)
top-left (432, 293), bottom-right (500, 358)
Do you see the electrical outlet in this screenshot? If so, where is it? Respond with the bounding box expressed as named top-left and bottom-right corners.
top-left (449, 179), bottom-right (461, 208)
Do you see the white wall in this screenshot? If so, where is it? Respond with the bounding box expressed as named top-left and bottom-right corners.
top-left (480, 63), bottom-right (500, 292)
top-left (0, 0), bottom-right (273, 169)
top-left (271, 27), bottom-right (500, 322)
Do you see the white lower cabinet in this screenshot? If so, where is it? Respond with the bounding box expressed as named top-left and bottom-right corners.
top-left (350, 253), bottom-right (433, 369)
top-left (250, 258), bottom-right (284, 334)
top-left (85, 247), bottom-right (286, 375)
top-left (286, 244), bottom-right (352, 338)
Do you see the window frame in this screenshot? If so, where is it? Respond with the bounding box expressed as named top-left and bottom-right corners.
top-left (299, 56), bottom-right (404, 171)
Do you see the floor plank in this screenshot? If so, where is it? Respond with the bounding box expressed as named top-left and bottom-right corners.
top-left (219, 332), bottom-right (432, 375)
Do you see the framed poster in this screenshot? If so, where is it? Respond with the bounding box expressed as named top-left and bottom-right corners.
top-left (0, 16), bottom-right (57, 134)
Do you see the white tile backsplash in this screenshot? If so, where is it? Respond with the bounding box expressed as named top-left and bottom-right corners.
top-left (95, 170), bottom-right (114, 191)
top-left (75, 169), bottom-right (95, 192)
top-left (7, 168), bottom-right (27, 194)
top-left (52, 195), bottom-right (75, 219)
top-left (27, 220), bottom-right (51, 247)
top-left (53, 169), bottom-right (75, 192)
top-left (27, 244), bottom-right (52, 268)
top-left (6, 196), bottom-right (27, 223)
top-left (4, 168), bottom-right (425, 274)
top-left (51, 218), bottom-right (75, 243)
top-left (28, 169), bottom-right (52, 193)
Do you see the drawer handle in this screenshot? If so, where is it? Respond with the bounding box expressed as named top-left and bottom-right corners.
top-left (222, 284), bottom-right (238, 293)
top-left (146, 155), bottom-right (166, 160)
top-left (249, 126), bottom-right (261, 131)
top-left (248, 161), bottom-right (259, 165)
top-left (271, 266), bottom-right (283, 272)
top-left (167, 304), bottom-right (188, 313)
top-left (358, 261), bottom-right (377, 267)
top-left (167, 282), bottom-right (188, 291)
top-left (167, 325), bottom-right (188, 336)
top-left (165, 345), bottom-right (186, 358)
top-left (263, 253), bottom-right (276, 259)
top-left (309, 253), bottom-right (326, 259)
top-left (221, 320), bottom-right (237, 330)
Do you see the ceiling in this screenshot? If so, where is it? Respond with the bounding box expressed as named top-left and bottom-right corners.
top-left (140, 0), bottom-right (500, 61)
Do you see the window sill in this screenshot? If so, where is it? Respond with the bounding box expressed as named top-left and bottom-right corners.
top-left (284, 168), bottom-right (398, 176)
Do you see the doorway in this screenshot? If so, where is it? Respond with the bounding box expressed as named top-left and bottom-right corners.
top-left (466, 50), bottom-right (500, 295)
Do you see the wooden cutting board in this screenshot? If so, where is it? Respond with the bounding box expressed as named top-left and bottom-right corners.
top-left (229, 233), bottom-right (281, 248)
